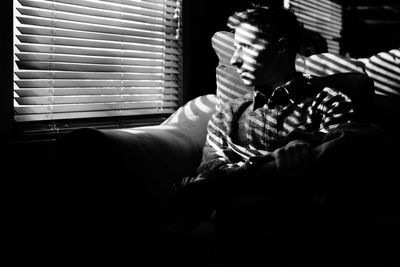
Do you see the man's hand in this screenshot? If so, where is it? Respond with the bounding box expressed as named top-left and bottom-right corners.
top-left (273, 140), bottom-right (312, 182)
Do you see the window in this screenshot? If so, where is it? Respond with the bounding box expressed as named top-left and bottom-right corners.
top-left (286, 0), bottom-right (342, 54)
top-left (14, 0), bottom-right (182, 134)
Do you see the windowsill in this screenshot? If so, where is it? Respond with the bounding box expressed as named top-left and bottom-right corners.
top-left (10, 114), bottom-right (170, 142)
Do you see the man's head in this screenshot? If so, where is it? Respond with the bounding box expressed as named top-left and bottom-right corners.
top-left (228, 5), bottom-right (302, 87)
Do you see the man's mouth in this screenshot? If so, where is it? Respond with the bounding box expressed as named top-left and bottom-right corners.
top-left (238, 72), bottom-right (255, 86)
top-left (237, 69), bottom-right (247, 76)
top-left (239, 71), bottom-right (252, 80)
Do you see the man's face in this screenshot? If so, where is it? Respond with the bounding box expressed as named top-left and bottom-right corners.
top-left (231, 23), bottom-right (280, 87)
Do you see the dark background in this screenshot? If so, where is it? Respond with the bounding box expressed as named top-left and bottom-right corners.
top-left (342, 0), bottom-right (400, 57)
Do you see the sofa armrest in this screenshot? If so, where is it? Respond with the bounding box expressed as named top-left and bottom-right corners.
top-left (104, 94), bottom-right (217, 180)
top-left (55, 94), bottom-right (218, 182)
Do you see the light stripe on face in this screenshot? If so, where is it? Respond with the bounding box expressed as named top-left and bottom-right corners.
top-left (242, 59), bottom-right (258, 69)
top-left (231, 23), bottom-right (273, 86)
top-left (235, 23), bottom-right (259, 39)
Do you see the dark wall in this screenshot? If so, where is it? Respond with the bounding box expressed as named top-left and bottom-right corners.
top-left (183, 1), bottom-right (237, 102)
top-left (1, 1), bottom-right (14, 144)
top-left (342, 0), bottom-right (400, 58)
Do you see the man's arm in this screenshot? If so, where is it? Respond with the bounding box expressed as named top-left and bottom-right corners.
top-left (173, 107), bottom-right (235, 229)
top-left (195, 112), bottom-right (231, 175)
top-left (242, 88), bottom-right (356, 192)
top-left (273, 87), bottom-right (354, 185)
top-left (311, 87), bottom-right (354, 132)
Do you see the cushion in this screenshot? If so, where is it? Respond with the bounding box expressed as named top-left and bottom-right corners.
top-left (361, 49), bottom-right (400, 96)
top-left (211, 31), bottom-right (399, 110)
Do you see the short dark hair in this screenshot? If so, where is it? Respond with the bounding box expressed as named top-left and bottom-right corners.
top-left (228, 4), bottom-right (302, 57)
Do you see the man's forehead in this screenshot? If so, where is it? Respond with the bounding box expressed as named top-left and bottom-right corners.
top-left (234, 23), bottom-right (267, 44)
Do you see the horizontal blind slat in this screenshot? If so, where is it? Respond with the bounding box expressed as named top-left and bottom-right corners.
top-left (99, 0), bottom-right (178, 11)
top-left (15, 101), bottom-right (178, 114)
top-left (15, 107), bottom-right (177, 122)
top-left (17, 26), bottom-right (182, 49)
top-left (16, 51), bottom-right (179, 65)
top-left (15, 79), bottom-right (179, 88)
top-left (17, 8), bottom-right (177, 34)
top-left (15, 71), bottom-right (178, 80)
top-left (16, 44), bottom-right (179, 60)
top-left (16, 27), bottom-right (177, 47)
top-left (19, 0), bottom-right (177, 27)
top-left (125, 0), bottom-right (179, 8)
top-left (47, 0), bottom-right (173, 18)
top-left (16, 34), bottom-right (180, 54)
top-left (16, 94), bottom-right (178, 105)
top-left (16, 16), bottom-right (177, 40)
top-left (16, 61), bottom-right (180, 73)
top-left (16, 53), bottom-right (179, 67)
top-left (18, 0), bottom-right (179, 12)
top-left (14, 87), bottom-right (178, 97)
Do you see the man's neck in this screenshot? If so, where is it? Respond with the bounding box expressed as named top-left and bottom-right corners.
top-left (255, 68), bottom-right (297, 96)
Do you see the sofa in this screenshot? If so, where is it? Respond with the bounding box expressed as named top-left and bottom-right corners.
top-left (55, 32), bottom-right (400, 266)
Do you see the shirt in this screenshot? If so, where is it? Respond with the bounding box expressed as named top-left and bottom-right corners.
top-left (197, 73), bottom-right (354, 174)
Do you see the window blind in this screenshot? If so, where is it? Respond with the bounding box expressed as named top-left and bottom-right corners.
top-left (287, 0), bottom-right (342, 54)
top-left (14, 0), bottom-right (182, 125)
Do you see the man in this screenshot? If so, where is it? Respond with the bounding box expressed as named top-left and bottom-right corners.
top-left (174, 4), bottom-right (384, 267)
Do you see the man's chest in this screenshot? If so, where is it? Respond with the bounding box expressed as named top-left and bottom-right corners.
top-left (236, 100), bottom-right (314, 150)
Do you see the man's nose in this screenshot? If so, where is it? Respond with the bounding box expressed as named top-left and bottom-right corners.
top-left (230, 47), bottom-right (243, 68)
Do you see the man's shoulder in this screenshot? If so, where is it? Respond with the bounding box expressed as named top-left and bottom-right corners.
top-left (219, 92), bottom-right (254, 114)
top-left (306, 75), bottom-right (352, 102)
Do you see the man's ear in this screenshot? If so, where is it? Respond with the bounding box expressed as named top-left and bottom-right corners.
top-left (276, 38), bottom-right (288, 54)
